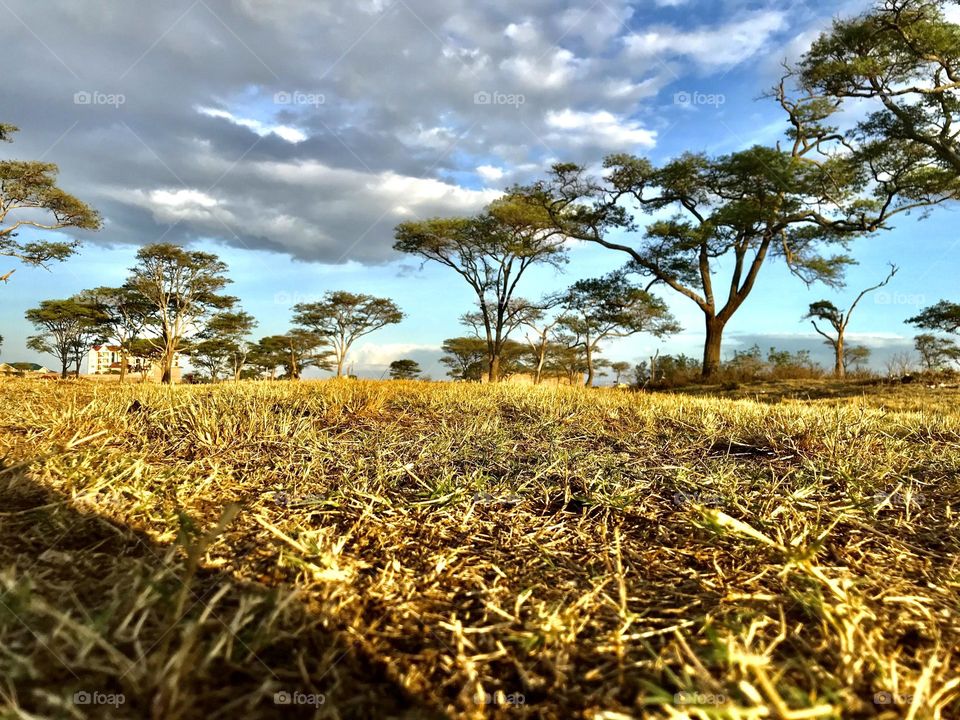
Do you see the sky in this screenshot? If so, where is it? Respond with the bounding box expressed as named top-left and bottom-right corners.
top-left (2, 0), bottom-right (958, 379)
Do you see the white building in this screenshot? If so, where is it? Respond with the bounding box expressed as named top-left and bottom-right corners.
top-left (86, 345), bottom-right (182, 382)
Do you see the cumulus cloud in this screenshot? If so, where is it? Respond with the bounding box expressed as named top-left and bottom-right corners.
top-left (0, 0), bottom-right (807, 264)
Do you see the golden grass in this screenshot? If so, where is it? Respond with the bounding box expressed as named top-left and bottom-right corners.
top-left (1, 378), bottom-right (958, 719)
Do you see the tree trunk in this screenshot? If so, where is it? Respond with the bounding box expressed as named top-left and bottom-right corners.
top-left (60, 358), bottom-right (69, 380)
top-left (834, 335), bottom-right (845, 378)
top-left (702, 316), bottom-right (726, 378)
top-left (488, 353), bottom-right (500, 383)
top-left (336, 355), bottom-right (344, 378)
top-left (584, 344), bottom-right (594, 387)
top-left (160, 346), bottom-right (174, 384)
top-left (119, 351), bottom-right (128, 383)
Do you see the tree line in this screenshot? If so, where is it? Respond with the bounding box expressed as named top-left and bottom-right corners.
top-left (4, 0), bottom-right (960, 382)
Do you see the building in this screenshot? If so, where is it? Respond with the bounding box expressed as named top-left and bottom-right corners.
top-left (86, 345), bottom-right (182, 383)
top-left (1, 362), bottom-right (52, 375)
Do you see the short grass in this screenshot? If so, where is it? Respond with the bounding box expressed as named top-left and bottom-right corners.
top-left (1, 378), bottom-right (958, 719)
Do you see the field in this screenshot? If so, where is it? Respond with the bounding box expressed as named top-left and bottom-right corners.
top-left (1, 378), bottom-right (958, 719)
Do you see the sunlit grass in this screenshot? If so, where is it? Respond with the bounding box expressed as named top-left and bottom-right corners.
top-left (1, 377), bottom-right (958, 719)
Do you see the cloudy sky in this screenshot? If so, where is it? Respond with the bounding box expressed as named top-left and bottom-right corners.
top-left (2, 0), bottom-right (957, 377)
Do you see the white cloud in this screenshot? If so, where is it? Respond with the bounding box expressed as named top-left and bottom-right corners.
top-left (624, 11), bottom-right (786, 68)
top-left (476, 164), bottom-right (504, 183)
top-left (197, 106), bottom-right (307, 143)
top-left (545, 109), bottom-right (656, 149)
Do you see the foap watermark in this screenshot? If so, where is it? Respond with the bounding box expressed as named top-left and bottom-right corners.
top-left (274, 690), bottom-right (326, 706)
top-left (471, 491), bottom-right (523, 506)
top-left (273, 90), bottom-right (325, 108)
top-left (474, 90), bottom-right (525, 108)
top-left (674, 691), bottom-right (727, 706)
top-left (874, 290), bottom-right (925, 307)
top-left (672, 490), bottom-right (723, 508)
top-left (72, 691), bottom-right (125, 707)
top-left (673, 90), bottom-right (725, 108)
top-left (74, 90), bottom-right (126, 108)
top-left (483, 691), bottom-right (525, 706)
top-left (274, 291), bottom-right (324, 305)
top-left (874, 691), bottom-right (914, 705)
top-left (870, 487), bottom-right (926, 510)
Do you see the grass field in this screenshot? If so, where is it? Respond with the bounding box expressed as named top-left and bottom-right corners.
top-left (1, 378), bottom-right (958, 719)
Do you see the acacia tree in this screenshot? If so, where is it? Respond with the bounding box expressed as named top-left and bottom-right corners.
top-left (125, 243), bottom-right (235, 384)
top-left (188, 309), bottom-right (257, 381)
top-left (798, 0), bottom-right (960, 176)
top-left (805, 264), bottom-right (897, 377)
top-left (914, 333), bottom-right (960, 370)
top-left (250, 331), bottom-right (332, 380)
top-left (610, 361), bottom-right (631, 385)
top-left (1, 125), bottom-right (100, 283)
top-left (395, 194), bottom-right (566, 382)
top-left (908, 301), bottom-right (960, 372)
top-left (25, 297), bottom-right (105, 378)
top-left (293, 292), bottom-right (402, 377)
top-left (520, 302), bottom-right (565, 385)
top-left (79, 286), bottom-right (152, 382)
top-left (389, 359), bottom-right (421, 380)
top-left (555, 273), bottom-right (679, 387)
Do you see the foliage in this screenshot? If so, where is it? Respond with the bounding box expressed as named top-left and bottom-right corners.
top-left (125, 243), bottom-right (235, 384)
top-left (0, 124), bottom-right (101, 283)
top-left (293, 292), bottom-right (402, 377)
top-left (24, 296), bottom-right (106, 378)
top-left (388, 358), bottom-right (421, 380)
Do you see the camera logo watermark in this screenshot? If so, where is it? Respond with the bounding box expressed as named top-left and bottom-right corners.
top-left (72, 691), bottom-right (125, 707)
top-left (483, 691), bottom-right (525, 706)
top-left (474, 91), bottom-right (525, 108)
top-left (673, 90), bottom-right (725, 108)
top-left (674, 691), bottom-right (727, 706)
top-left (274, 690), bottom-right (326, 706)
top-left (74, 91), bottom-right (126, 108)
top-left (273, 90), bottom-right (325, 107)
top-left (874, 291), bottom-right (925, 307)
top-left (874, 691), bottom-right (914, 705)
top-left (672, 490), bottom-right (723, 508)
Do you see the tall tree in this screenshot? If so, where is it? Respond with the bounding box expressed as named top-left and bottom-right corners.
top-left (1, 125), bottom-right (100, 283)
top-left (805, 264), bottom-right (897, 377)
top-left (25, 297), bottom-right (105, 378)
top-left (522, 89), bottom-right (958, 377)
top-left (797, 0), bottom-right (960, 176)
top-left (79, 286), bottom-right (153, 382)
top-left (555, 273), bottom-right (678, 387)
top-left (125, 243), bottom-right (235, 384)
top-left (395, 194), bottom-right (566, 381)
top-left (293, 292), bottom-right (402, 377)
top-left (908, 300), bottom-right (960, 334)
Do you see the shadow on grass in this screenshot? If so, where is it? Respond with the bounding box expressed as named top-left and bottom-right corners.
top-left (0, 462), bottom-right (443, 720)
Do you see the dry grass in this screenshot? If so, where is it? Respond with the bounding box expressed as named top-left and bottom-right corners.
top-left (1, 377), bottom-right (958, 719)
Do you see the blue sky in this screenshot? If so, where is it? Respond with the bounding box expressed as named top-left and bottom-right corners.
top-left (2, 0), bottom-right (957, 378)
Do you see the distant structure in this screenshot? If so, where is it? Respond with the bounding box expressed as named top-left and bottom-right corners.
top-left (0, 362), bottom-right (52, 376)
top-left (86, 345), bottom-right (182, 383)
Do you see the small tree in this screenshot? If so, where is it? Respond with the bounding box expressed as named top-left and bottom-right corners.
top-left (293, 292), bottom-right (403, 377)
top-left (80, 286), bottom-right (153, 382)
top-left (25, 297), bottom-right (105, 378)
top-left (440, 336), bottom-right (489, 381)
top-left (914, 333), bottom-right (960, 371)
top-left (189, 309), bottom-right (257, 381)
top-left (805, 265), bottom-right (897, 377)
top-left (844, 345), bottom-right (872, 373)
top-left (610, 361), bottom-right (631, 385)
top-left (125, 243), bottom-right (236, 384)
top-left (249, 331), bottom-right (331, 380)
top-left (556, 273), bottom-right (679, 387)
top-left (395, 194), bottom-right (566, 381)
top-left (0, 125), bottom-right (101, 284)
top-left (389, 359), bottom-right (421, 380)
